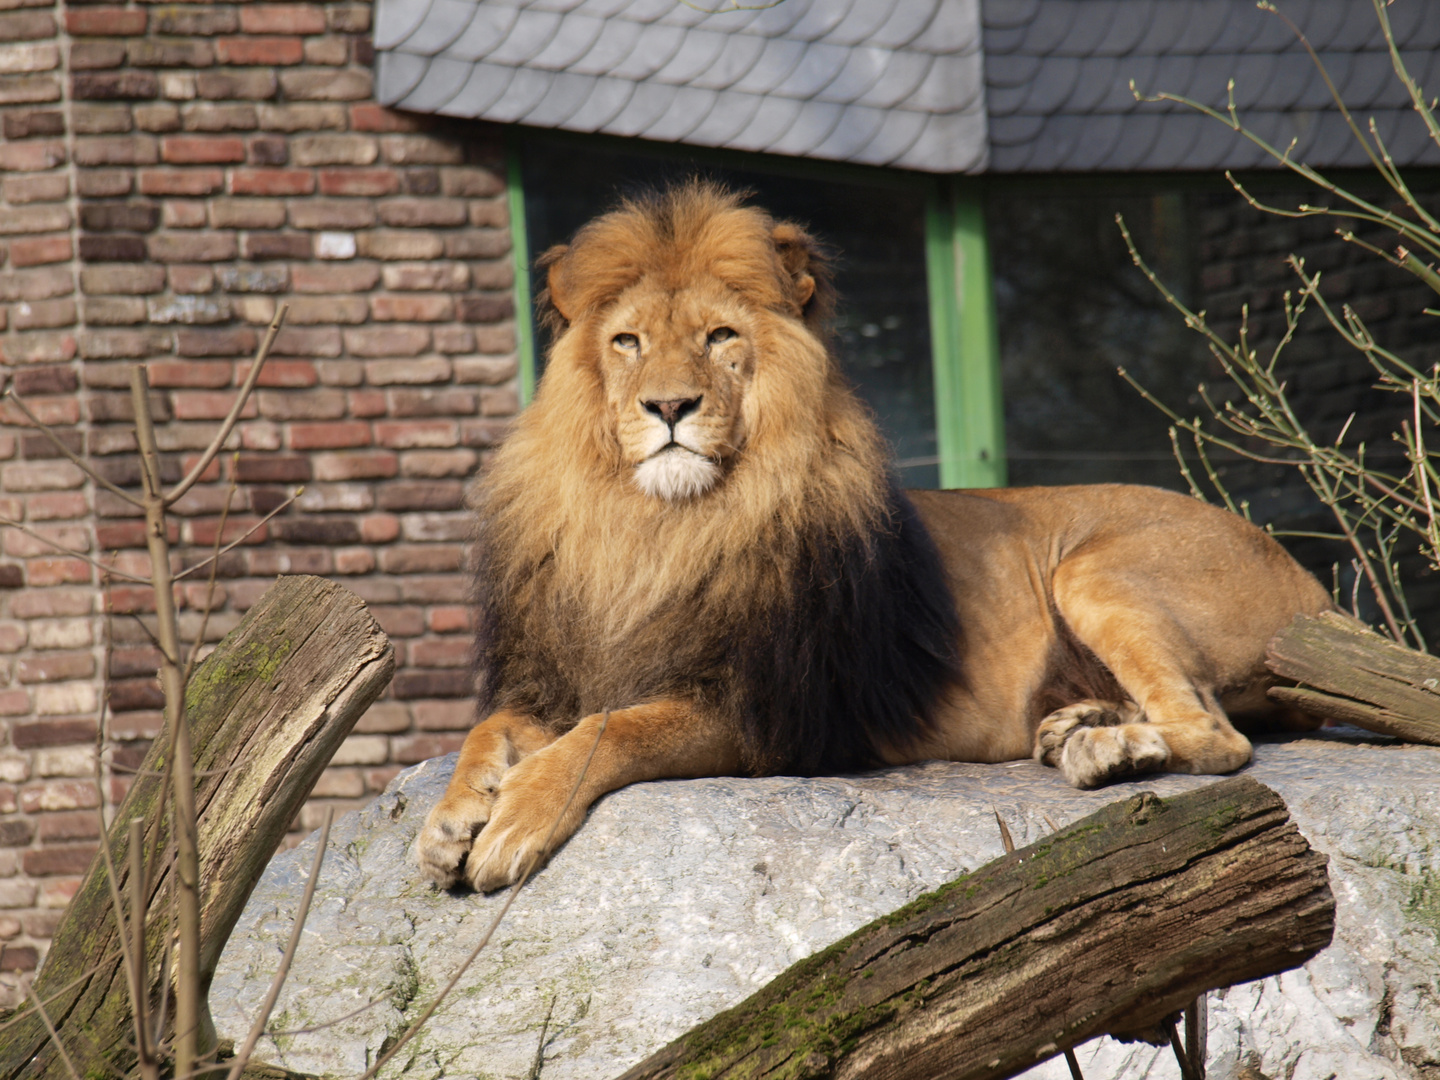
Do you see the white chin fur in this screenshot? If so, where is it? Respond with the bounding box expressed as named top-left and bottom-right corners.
top-left (634, 450), bottom-right (720, 501)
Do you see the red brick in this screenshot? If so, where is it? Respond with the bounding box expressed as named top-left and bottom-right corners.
top-left (279, 68), bottom-right (371, 101)
top-left (196, 69), bottom-right (277, 100)
top-left (0, 10), bottom-right (55, 40)
top-left (128, 39), bottom-right (215, 68)
top-left (313, 451), bottom-right (397, 481)
top-left (240, 232), bottom-right (311, 260)
top-left (391, 668), bottom-right (471, 700)
top-left (69, 41), bottom-right (125, 71)
top-left (215, 36), bottom-right (303, 66)
top-left (139, 167), bottom-right (224, 196)
top-left (9, 235), bottom-right (72, 268)
top-left (37, 810), bottom-right (101, 842)
top-left (334, 548), bottom-right (375, 574)
top-left (231, 168), bottom-right (313, 196)
top-left (239, 3), bottom-right (327, 34)
top-left (410, 637), bottom-right (471, 668)
top-left (270, 326), bottom-right (341, 357)
top-left (23, 843), bottom-right (97, 875)
top-left (0, 140), bottom-right (66, 172)
top-left (27, 557), bottom-right (92, 586)
top-left (349, 104), bottom-right (430, 133)
top-left (0, 946), bottom-right (39, 972)
top-left (342, 326), bottom-right (430, 358)
top-left (429, 606), bottom-right (473, 633)
top-left (174, 328), bottom-right (256, 358)
top-left (71, 71), bottom-right (157, 100)
top-left (376, 198), bottom-right (467, 228)
top-left (287, 421), bottom-right (370, 450)
top-left (233, 455), bottom-right (310, 484)
top-left (162, 136), bottom-right (244, 164)
top-left (374, 478), bottom-right (464, 510)
top-left (371, 294), bottom-right (454, 322)
top-left (146, 231), bottom-right (236, 262)
top-left (290, 262), bottom-right (380, 293)
top-left (234, 358), bottom-right (317, 387)
top-left (317, 168), bottom-right (397, 197)
top-left (173, 391), bottom-right (257, 422)
top-left (95, 521), bottom-right (148, 548)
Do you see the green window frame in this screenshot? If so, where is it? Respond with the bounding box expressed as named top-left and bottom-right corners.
top-left (504, 131), bottom-right (1005, 489)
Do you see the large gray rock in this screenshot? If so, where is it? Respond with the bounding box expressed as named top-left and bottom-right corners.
top-left (213, 732), bottom-right (1440, 1080)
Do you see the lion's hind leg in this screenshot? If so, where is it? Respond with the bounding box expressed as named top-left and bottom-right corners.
top-left (1041, 556), bottom-right (1256, 790)
top-left (1034, 699), bottom-right (1169, 789)
top-left (413, 709), bottom-right (555, 888)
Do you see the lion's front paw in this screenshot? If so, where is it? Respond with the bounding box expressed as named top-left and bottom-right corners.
top-left (1035, 700), bottom-right (1166, 789)
top-left (413, 787), bottom-right (496, 889)
top-left (463, 751), bottom-right (588, 893)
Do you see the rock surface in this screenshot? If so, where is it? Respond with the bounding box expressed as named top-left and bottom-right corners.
top-left (213, 732), bottom-right (1440, 1080)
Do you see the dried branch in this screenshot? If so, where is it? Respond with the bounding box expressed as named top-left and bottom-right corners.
top-left (224, 808), bottom-right (334, 1080)
top-left (354, 712), bottom-right (612, 1080)
top-left (166, 305), bottom-right (287, 507)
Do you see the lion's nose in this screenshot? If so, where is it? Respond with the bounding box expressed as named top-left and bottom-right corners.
top-left (643, 396), bottom-right (702, 428)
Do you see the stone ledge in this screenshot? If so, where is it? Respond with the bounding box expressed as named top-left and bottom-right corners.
top-left (213, 732), bottom-right (1440, 1080)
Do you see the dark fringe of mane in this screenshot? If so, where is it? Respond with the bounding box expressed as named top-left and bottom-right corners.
top-left (469, 480), bottom-right (962, 776)
top-left (723, 479), bottom-right (962, 775)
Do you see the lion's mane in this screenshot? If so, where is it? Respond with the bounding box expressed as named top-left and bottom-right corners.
top-left (471, 184), bottom-right (960, 774)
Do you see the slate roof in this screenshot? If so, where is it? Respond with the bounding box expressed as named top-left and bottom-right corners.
top-left (984, 0), bottom-right (1440, 171)
top-left (373, 0), bottom-right (990, 173)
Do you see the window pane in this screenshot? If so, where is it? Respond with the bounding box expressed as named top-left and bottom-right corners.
top-left (518, 135), bottom-right (941, 489)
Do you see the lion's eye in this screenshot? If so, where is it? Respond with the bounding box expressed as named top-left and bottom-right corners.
top-left (707, 327), bottom-right (737, 347)
top-left (613, 333), bottom-right (639, 350)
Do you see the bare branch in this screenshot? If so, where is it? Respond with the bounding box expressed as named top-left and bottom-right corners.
top-left (225, 808), bottom-right (334, 1080)
top-left (171, 487), bottom-right (301, 582)
top-left (165, 304), bottom-right (288, 507)
top-left (0, 518), bottom-right (151, 583)
top-left (355, 711), bottom-right (612, 1080)
top-left (1, 387), bottom-right (144, 508)
top-left (25, 982), bottom-right (83, 1080)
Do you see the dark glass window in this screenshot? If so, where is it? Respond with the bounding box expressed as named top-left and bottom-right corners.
top-left (517, 134), bottom-right (941, 489)
top-left (987, 173), bottom-right (1440, 638)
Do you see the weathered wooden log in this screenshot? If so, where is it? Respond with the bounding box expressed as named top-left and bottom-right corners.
top-left (617, 776), bottom-right (1333, 1080)
top-left (0, 575), bottom-right (394, 1080)
top-left (1267, 611), bottom-right (1440, 745)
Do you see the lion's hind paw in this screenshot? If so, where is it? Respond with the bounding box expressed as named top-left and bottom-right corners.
top-left (1035, 700), bottom-right (1167, 789)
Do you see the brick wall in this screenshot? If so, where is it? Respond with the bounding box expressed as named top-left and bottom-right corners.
top-left (0, 0), bottom-right (520, 1005)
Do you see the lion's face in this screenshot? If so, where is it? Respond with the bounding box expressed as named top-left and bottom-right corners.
top-left (597, 278), bottom-right (757, 501)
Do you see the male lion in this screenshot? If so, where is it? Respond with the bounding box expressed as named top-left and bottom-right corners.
top-left (415, 183), bottom-right (1332, 893)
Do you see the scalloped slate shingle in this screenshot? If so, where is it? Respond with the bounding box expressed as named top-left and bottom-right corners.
top-left (983, 0), bottom-right (1440, 171)
top-left (373, 0), bottom-right (990, 173)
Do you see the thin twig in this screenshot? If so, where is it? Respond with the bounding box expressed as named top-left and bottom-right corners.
top-left (0, 518), bottom-right (151, 582)
top-left (354, 711), bottom-right (612, 1080)
top-left (992, 809), bottom-right (1015, 854)
top-left (225, 808), bottom-right (335, 1080)
top-left (166, 305), bottom-right (287, 506)
top-left (1, 387), bottom-right (144, 508)
top-left (171, 489), bottom-right (301, 582)
top-left (25, 982), bottom-right (84, 1080)
top-left (183, 462), bottom-right (239, 686)
top-left (1167, 1018), bottom-right (1203, 1080)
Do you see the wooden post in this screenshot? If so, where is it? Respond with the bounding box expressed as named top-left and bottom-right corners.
top-left (1267, 611), bottom-right (1440, 745)
top-left (617, 776), bottom-right (1334, 1080)
top-left (0, 575), bottom-right (394, 1080)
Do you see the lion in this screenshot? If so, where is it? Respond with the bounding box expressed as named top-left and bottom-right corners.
top-left (414, 182), bottom-right (1333, 893)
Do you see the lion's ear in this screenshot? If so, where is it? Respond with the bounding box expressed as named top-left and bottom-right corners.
top-left (536, 243), bottom-right (573, 328)
top-left (771, 222), bottom-right (833, 325)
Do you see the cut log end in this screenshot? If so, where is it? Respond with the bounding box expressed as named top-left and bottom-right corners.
top-left (1266, 612), bottom-right (1440, 746)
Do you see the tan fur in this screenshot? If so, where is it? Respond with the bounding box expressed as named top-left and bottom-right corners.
top-left (413, 185), bottom-right (1333, 892)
